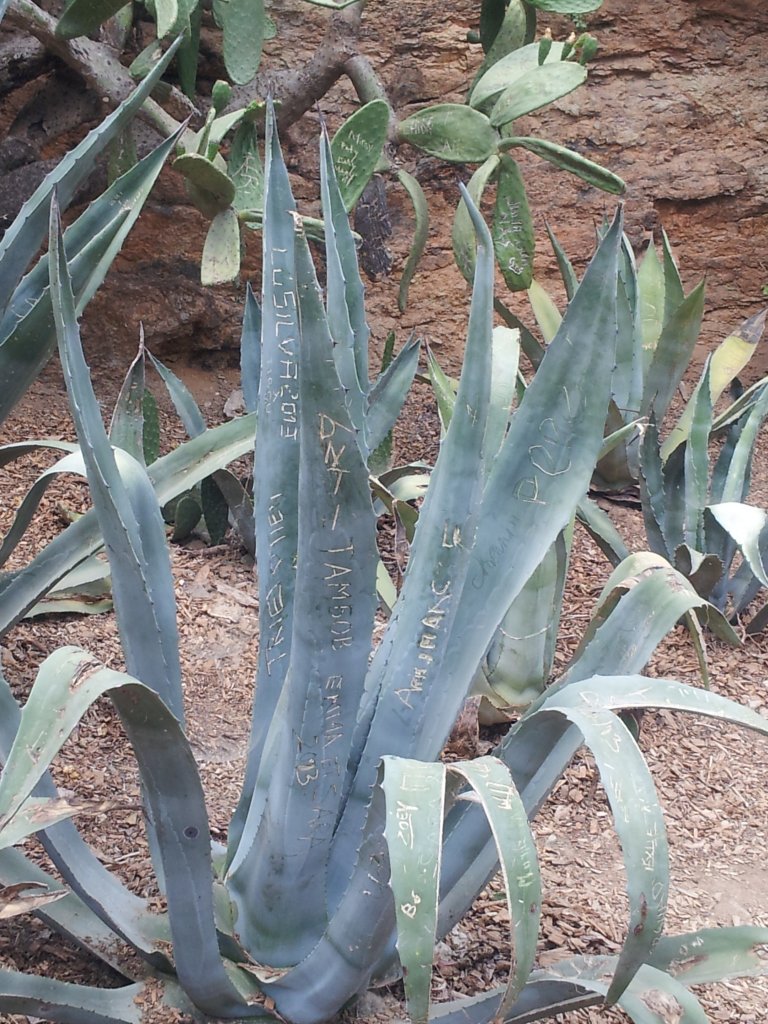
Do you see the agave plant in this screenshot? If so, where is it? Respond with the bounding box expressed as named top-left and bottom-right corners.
top-left (1, 110), bottom-right (768, 1024)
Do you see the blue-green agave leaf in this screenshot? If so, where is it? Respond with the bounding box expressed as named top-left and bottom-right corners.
top-left (49, 199), bottom-right (184, 720)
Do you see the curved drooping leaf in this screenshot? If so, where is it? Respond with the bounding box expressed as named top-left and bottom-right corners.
top-left (499, 135), bottom-right (626, 194)
top-left (0, 415), bottom-right (255, 638)
top-left (366, 335), bottom-right (421, 455)
top-left (49, 199), bottom-right (184, 720)
top-left (397, 168), bottom-right (429, 312)
top-left (382, 757), bottom-right (445, 1024)
top-left (0, 647), bottom-right (249, 1018)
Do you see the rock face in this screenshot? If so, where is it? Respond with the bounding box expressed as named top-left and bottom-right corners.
top-left (1, 0), bottom-right (766, 375)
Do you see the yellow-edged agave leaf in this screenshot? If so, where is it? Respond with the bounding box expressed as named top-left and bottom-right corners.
top-left (399, 105), bottom-right (498, 163)
top-left (201, 208), bottom-right (241, 285)
top-left (527, 278), bottom-right (561, 342)
top-left (489, 61), bottom-right (587, 127)
top-left (662, 307), bottom-right (767, 460)
top-left (382, 758), bottom-right (445, 1024)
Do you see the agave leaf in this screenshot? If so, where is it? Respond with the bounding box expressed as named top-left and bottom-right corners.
top-left (0, 127), bottom-right (183, 426)
top-left (320, 128), bottom-right (367, 439)
top-left (230, 215), bottom-right (379, 962)
top-left (226, 105), bottom-right (301, 865)
top-left (240, 282), bottom-right (262, 414)
top-left (489, 62), bottom-right (587, 127)
top-left (0, 881), bottom-right (66, 921)
top-left (0, 415), bottom-right (255, 638)
top-left (498, 136), bottom-right (625, 194)
top-left (425, 982), bottom-right (603, 1023)
top-left (0, 446), bottom-right (78, 569)
top-left (638, 415), bottom-right (669, 556)
top-left (222, 0), bottom-right (265, 84)
top-left (576, 496), bottom-right (631, 567)
top-left (0, 968), bottom-right (146, 1024)
top-left (0, 40), bottom-right (179, 317)
top-left (636, 239), bottom-right (665, 371)
top-left (494, 297), bottom-right (545, 369)
top-left (0, 672), bottom-right (172, 970)
top-left (712, 381), bottom-right (768, 504)
top-left (492, 157), bottom-right (534, 291)
top-left (484, 325), bottom-right (520, 463)
top-left (0, 796), bottom-right (123, 851)
top-left (177, 0), bottom-right (202, 97)
top-left (450, 759), bottom-right (540, 1017)
top-left (109, 338), bottom-right (148, 462)
top-left (682, 363), bottom-right (713, 549)
top-left (617, 963), bottom-right (709, 1022)
top-left (0, 647), bottom-right (248, 1016)
top-left (527, 279), bottom-right (561, 342)
top-left (475, 529), bottom-right (569, 712)
top-left (706, 503), bottom-right (768, 588)
top-left (561, 555), bottom-right (738, 691)
top-left (331, 100), bottom-right (390, 212)
top-left (470, 40), bottom-right (568, 109)
top-left (382, 757), bottom-right (445, 1024)
top-left (453, 155), bottom-right (500, 281)
top-left (545, 221), bottom-right (578, 301)
top-left (649, 926), bottom-right (768, 985)
top-left (399, 105), bottom-right (499, 163)
top-left (425, 345), bottom-right (457, 436)
top-left (329, 188), bottom-right (496, 904)
top-left (397, 169), bottom-right (429, 312)
top-left (201, 207), bottom-right (241, 285)
top-left (50, 199), bottom-right (184, 719)
top-left (662, 308), bottom-right (767, 460)
top-left (366, 335), bottom-right (421, 454)
top-left (319, 133), bottom-right (371, 393)
top-left (526, 699), bottom-right (669, 1004)
top-left (640, 281), bottom-right (705, 423)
